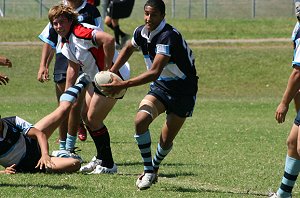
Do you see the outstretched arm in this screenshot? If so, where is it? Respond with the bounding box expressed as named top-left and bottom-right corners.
top-left (26, 127), bottom-right (54, 170)
top-left (102, 54), bottom-right (170, 95)
top-left (110, 41), bottom-right (135, 74)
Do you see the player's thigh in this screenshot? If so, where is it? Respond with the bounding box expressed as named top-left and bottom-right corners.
top-left (87, 93), bottom-right (117, 125)
top-left (137, 94), bottom-right (166, 120)
top-left (135, 95), bottom-right (166, 132)
top-left (48, 157), bottom-right (80, 173)
top-left (160, 113), bottom-right (186, 148)
top-left (55, 82), bottom-right (66, 101)
top-left (288, 124), bottom-right (299, 147)
top-left (81, 84), bottom-right (93, 121)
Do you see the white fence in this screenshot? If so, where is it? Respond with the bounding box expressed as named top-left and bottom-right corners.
top-left (0, 0), bottom-right (296, 19)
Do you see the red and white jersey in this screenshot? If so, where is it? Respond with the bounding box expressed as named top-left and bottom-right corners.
top-left (61, 23), bottom-right (130, 81)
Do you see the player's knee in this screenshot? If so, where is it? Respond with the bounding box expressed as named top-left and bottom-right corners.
top-left (59, 103), bottom-right (72, 117)
top-left (72, 159), bottom-right (81, 172)
top-left (85, 116), bottom-right (104, 131)
top-left (135, 116), bottom-right (152, 132)
top-left (287, 138), bottom-right (297, 151)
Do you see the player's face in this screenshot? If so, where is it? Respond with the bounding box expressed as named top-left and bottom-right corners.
top-left (144, 6), bottom-right (165, 32)
top-left (52, 15), bottom-right (73, 38)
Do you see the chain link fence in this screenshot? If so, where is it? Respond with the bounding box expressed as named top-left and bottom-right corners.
top-left (0, 0), bottom-right (296, 19)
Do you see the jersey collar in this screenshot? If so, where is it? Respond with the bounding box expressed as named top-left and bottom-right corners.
top-left (141, 19), bottom-right (166, 42)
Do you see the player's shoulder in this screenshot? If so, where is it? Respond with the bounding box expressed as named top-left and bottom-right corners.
top-left (135, 25), bottom-right (145, 34)
top-left (73, 24), bottom-right (95, 39)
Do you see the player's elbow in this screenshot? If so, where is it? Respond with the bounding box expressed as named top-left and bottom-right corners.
top-left (106, 36), bottom-right (115, 48)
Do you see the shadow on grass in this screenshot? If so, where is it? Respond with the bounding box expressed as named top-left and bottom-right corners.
top-left (0, 183), bottom-right (76, 190)
top-left (169, 186), bottom-right (267, 197)
top-left (117, 161), bottom-right (202, 167)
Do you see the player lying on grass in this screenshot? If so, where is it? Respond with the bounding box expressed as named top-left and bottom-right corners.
top-left (0, 55), bottom-right (12, 85)
top-left (0, 73), bottom-right (90, 174)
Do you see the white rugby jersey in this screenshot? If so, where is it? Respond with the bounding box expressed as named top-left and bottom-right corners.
top-left (292, 22), bottom-right (300, 67)
top-left (0, 116), bottom-right (33, 168)
top-left (61, 23), bottom-right (130, 80)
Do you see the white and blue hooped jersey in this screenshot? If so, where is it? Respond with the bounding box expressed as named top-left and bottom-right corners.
top-left (292, 21), bottom-right (300, 67)
top-left (0, 116), bottom-right (33, 168)
top-left (131, 19), bottom-right (198, 96)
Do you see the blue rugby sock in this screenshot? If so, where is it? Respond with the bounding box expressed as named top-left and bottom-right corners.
top-left (277, 155), bottom-right (300, 197)
top-left (134, 130), bottom-right (153, 173)
top-left (59, 79), bottom-right (87, 103)
top-left (152, 143), bottom-right (172, 171)
top-left (66, 133), bottom-right (77, 150)
top-left (59, 140), bottom-right (66, 150)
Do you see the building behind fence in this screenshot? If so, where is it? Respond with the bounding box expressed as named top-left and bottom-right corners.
top-left (0, 0), bottom-right (297, 19)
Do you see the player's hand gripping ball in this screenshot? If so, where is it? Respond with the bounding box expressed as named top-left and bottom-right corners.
top-left (94, 71), bottom-right (126, 99)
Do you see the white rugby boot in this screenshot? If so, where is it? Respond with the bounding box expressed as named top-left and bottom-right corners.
top-left (89, 163), bottom-right (117, 174)
top-left (79, 156), bottom-right (102, 173)
top-left (136, 173), bottom-right (158, 190)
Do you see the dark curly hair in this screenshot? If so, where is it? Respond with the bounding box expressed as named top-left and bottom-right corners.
top-left (144, 0), bottom-right (165, 15)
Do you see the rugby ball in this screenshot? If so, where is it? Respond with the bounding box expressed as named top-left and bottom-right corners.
top-left (94, 71), bottom-right (126, 99)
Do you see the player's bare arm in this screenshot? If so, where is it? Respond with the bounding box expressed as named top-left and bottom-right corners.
top-left (95, 31), bottom-right (115, 70)
top-left (26, 127), bottom-right (54, 170)
top-left (110, 42), bottom-right (135, 74)
top-left (37, 43), bottom-right (53, 82)
top-left (276, 67), bottom-right (300, 123)
top-left (65, 61), bottom-right (80, 90)
top-left (102, 54), bottom-right (169, 95)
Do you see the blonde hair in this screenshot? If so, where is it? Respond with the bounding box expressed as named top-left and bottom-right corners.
top-left (48, 3), bottom-right (79, 26)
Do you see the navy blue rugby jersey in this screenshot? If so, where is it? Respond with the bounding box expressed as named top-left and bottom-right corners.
top-left (132, 19), bottom-right (198, 96)
top-left (0, 116), bottom-right (33, 168)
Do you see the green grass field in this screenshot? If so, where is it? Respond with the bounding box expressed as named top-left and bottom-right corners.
top-left (0, 18), bottom-right (298, 197)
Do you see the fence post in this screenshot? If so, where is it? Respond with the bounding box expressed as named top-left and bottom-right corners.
top-left (188, 0), bottom-right (191, 18)
top-left (204, 0), bottom-right (207, 18)
top-left (40, 0), bottom-right (43, 18)
top-left (252, 0), bottom-right (256, 18)
top-left (172, 0), bottom-right (175, 18)
top-left (2, 0), bottom-right (5, 17)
